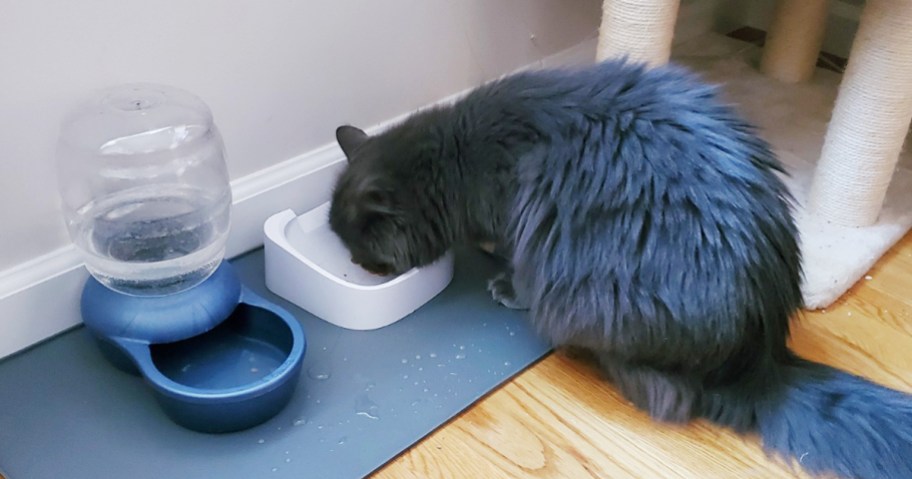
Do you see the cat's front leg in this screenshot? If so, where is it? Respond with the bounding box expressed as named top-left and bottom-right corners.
top-left (486, 270), bottom-right (531, 310)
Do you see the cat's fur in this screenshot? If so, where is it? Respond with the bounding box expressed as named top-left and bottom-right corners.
top-left (329, 59), bottom-right (912, 479)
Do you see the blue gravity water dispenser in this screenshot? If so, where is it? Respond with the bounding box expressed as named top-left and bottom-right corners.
top-left (55, 83), bottom-right (306, 433)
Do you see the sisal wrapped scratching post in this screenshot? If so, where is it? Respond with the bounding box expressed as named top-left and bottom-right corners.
top-left (596, 0), bottom-right (681, 66)
top-left (760, 0), bottom-right (830, 83)
top-left (808, 0), bottom-right (912, 227)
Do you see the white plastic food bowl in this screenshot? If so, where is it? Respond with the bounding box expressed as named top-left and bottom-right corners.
top-left (263, 202), bottom-right (455, 330)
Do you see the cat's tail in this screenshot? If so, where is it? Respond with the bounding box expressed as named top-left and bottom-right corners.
top-left (703, 354), bottom-right (912, 479)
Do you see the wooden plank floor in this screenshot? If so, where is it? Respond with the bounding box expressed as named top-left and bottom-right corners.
top-left (374, 232), bottom-right (912, 479)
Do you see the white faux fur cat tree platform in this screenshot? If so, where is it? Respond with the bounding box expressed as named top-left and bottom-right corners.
top-left (597, 0), bottom-right (912, 309)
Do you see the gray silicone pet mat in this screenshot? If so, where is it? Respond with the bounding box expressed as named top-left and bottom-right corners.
top-left (0, 247), bottom-right (551, 479)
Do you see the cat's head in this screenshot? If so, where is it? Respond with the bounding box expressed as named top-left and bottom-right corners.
top-left (329, 125), bottom-right (449, 277)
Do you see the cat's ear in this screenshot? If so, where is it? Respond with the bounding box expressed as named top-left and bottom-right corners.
top-left (336, 125), bottom-right (369, 160)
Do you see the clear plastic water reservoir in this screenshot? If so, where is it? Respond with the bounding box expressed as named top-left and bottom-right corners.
top-left (56, 83), bottom-right (231, 296)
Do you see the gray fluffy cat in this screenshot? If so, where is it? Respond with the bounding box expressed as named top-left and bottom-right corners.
top-left (328, 59), bottom-right (912, 479)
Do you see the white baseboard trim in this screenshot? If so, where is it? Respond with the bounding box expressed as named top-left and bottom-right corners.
top-left (0, 37), bottom-right (605, 360)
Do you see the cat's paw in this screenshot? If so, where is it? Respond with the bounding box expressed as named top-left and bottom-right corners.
top-left (486, 272), bottom-right (530, 310)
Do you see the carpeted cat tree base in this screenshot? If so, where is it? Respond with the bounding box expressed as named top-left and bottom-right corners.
top-left (671, 34), bottom-right (912, 309)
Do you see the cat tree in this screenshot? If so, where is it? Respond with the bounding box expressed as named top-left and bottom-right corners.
top-left (597, 0), bottom-right (912, 308)
top-left (596, 0), bottom-right (680, 66)
top-left (807, 1), bottom-right (912, 227)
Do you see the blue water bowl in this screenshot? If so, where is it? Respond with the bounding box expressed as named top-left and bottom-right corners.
top-left (81, 262), bottom-right (306, 433)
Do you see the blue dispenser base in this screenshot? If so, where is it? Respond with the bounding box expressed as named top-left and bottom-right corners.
top-left (81, 262), bottom-right (243, 347)
top-left (79, 261), bottom-right (307, 433)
